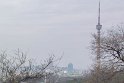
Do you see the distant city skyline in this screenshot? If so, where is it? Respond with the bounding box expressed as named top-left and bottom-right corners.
top-left (0, 0), bottom-right (124, 69)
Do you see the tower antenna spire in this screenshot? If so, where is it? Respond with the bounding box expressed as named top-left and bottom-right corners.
top-left (98, 0), bottom-right (101, 25)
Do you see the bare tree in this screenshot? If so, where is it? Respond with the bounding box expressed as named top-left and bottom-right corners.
top-left (82, 62), bottom-right (124, 83)
top-left (0, 49), bottom-right (27, 83)
top-left (91, 26), bottom-right (124, 70)
top-left (0, 49), bottom-right (60, 83)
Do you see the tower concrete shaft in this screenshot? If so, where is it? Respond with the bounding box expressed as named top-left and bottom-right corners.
top-left (96, 28), bottom-right (101, 68)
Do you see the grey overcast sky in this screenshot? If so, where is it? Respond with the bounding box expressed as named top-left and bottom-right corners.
top-left (0, 0), bottom-right (124, 69)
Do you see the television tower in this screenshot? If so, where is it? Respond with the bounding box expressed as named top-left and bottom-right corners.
top-left (96, 1), bottom-right (102, 68)
top-left (96, 1), bottom-right (102, 83)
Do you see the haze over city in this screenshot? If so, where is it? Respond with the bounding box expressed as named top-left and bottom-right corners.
top-left (0, 0), bottom-right (124, 70)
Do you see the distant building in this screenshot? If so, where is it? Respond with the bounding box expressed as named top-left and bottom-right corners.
top-left (56, 63), bottom-right (82, 77)
top-left (67, 63), bottom-right (73, 74)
